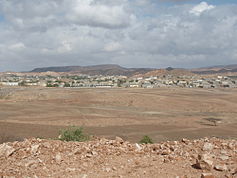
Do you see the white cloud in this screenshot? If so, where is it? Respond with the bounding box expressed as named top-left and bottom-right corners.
top-left (0, 0), bottom-right (237, 71)
top-left (104, 42), bottom-right (122, 52)
top-left (67, 0), bottom-right (134, 29)
top-left (57, 41), bottom-right (72, 53)
top-left (190, 2), bottom-right (215, 16)
top-left (8, 43), bottom-right (26, 51)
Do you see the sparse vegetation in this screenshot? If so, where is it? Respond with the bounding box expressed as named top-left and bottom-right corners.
top-left (139, 135), bottom-right (153, 144)
top-left (0, 89), bottom-right (12, 99)
top-left (46, 83), bottom-right (59, 87)
top-left (58, 126), bottom-right (90, 142)
top-left (204, 118), bottom-right (222, 126)
top-left (0, 133), bottom-right (23, 144)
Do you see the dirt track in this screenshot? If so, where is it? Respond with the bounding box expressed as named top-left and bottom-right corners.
top-left (0, 87), bottom-right (237, 143)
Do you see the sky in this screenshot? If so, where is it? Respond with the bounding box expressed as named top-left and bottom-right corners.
top-left (0, 0), bottom-right (237, 71)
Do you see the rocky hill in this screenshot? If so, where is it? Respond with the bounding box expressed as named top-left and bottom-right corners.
top-left (134, 67), bottom-right (195, 78)
top-left (192, 64), bottom-right (237, 75)
top-left (0, 137), bottom-right (236, 177)
top-left (29, 64), bottom-right (237, 77)
top-left (30, 64), bottom-right (155, 76)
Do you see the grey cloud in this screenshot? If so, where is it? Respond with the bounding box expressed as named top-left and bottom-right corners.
top-left (0, 0), bottom-right (134, 30)
top-left (0, 1), bottom-right (237, 71)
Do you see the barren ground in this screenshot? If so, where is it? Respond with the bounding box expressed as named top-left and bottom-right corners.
top-left (0, 87), bottom-right (236, 143)
top-left (0, 137), bottom-right (236, 178)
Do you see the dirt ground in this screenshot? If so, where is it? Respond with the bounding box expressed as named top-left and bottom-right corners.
top-left (0, 87), bottom-right (237, 143)
top-left (1, 137), bottom-right (237, 178)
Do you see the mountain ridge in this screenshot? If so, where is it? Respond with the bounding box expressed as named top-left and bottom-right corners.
top-left (29, 64), bottom-right (237, 76)
top-left (30, 64), bottom-right (155, 76)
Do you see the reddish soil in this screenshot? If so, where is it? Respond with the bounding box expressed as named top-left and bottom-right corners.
top-left (0, 137), bottom-right (236, 178)
top-left (0, 87), bottom-right (237, 143)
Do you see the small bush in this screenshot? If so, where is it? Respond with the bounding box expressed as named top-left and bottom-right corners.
top-left (58, 126), bottom-right (89, 142)
top-left (139, 135), bottom-right (153, 144)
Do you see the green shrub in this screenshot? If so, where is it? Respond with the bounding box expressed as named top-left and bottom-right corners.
top-left (58, 126), bottom-right (89, 142)
top-left (139, 135), bottom-right (153, 144)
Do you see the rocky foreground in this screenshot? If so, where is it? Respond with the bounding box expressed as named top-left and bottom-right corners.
top-left (0, 137), bottom-right (236, 178)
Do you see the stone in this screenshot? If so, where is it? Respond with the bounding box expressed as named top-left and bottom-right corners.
top-left (135, 143), bottom-right (142, 151)
top-left (105, 167), bottom-right (111, 172)
top-left (55, 153), bottom-right (62, 163)
top-left (220, 150), bottom-right (227, 155)
top-left (214, 164), bottom-right (228, 171)
top-left (161, 150), bottom-right (170, 155)
top-left (66, 168), bottom-right (76, 172)
top-left (25, 160), bottom-right (38, 167)
top-left (201, 173), bottom-right (215, 178)
top-left (219, 155), bottom-right (229, 161)
top-left (196, 154), bottom-right (213, 170)
top-left (42, 142), bottom-right (51, 148)
top-left (115, 137), bottom-right (124, 144)
top-left (31, 144), bottom-right (40, 154)
top-left (0, 144), bottom-right (15, 157)
top-left (202, 143), bottom-right (213, 151)
top-left (182, 138), bottom-right (189, 144)
top-left (85, 153), bottom-right (93, 158)
top-left (91, 151), bottom-right (97, 155)
top-left (73, 148), bottom-right (81, 154)
top-left (77, 174), bottom-right (88, 178)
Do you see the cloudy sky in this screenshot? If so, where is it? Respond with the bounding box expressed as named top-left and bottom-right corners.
top-left (0, 0), bottom-right (237, 71)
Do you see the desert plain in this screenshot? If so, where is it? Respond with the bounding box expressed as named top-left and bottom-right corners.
top-left (0, 87), bottom-right (237, 143)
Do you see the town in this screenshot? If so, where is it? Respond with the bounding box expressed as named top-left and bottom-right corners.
top-left (0, 72), bottom-right (237, 89)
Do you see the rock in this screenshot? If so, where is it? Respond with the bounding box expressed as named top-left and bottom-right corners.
top-left (25, 159), bottom-right (38, 167)
top-left (227, 143), bottom-right (234, 150)
top-left (91, 151), bottom-right (98, 155)
top-left (220, 150), bottom-right (227, 155)
top-left (85, 153), bottom-right (93, 158)
top-left (81, 174), bottom-right (88, 178)
top-left (214, 164), bottom-right (228, 171)
top-left (104, 167), bottom-right (111, 172)
top-left (73, 148), bottom-right (81, 154)
top-left (66, 168), bottom-right (76, 172)
top-left (219, 155), bottom-right (229, 161)
top-left (135, 143), bottom-right (142, 151)
top-left (201, 172), bottom-right (215, 178)
top-left (55, 153), bottom-right (62, 163)
top-left (115, 137), bottom-right (124, 144)
top-left (161, 150), bottom-right (170, 155)
top-left (0, 144), bottom-right (15, 157)
top-left (231, 168), bottom-right (237, 175)
top-left (31, 144), bottom-right (40, 154)
top-left (42, 142), bottom-right (51, 148)
top-left (77, 174), bottom-right (88, 178)
top-left (202, 143), bottom-right (213, 151)
top-left (196, 154), bottom-right (213, 170)
top-left (182, 138), bottom-right (189, 144)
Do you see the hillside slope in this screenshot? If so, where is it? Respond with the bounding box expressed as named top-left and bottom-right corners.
top-left (134, 68), bottom-right (195, 78)
top-left (31, 64), bottom-right (154, 76)
top-left (0, 137), bottom-right (236, 177)
top-left (192, 64), bottom-right (237, 74)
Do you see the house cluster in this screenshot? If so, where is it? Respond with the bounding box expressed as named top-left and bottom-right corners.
top-left (130, 75), bottom-right (237, 89)
top-left (0, 73), bottom-right (237, 89)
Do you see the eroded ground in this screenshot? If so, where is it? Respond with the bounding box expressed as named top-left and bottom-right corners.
top-left (0, 87), bottom-right (237, 143)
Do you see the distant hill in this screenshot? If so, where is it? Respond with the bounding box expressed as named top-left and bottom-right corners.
top-left (134, 68), bottom-right (195, 78)
top-left (30, 64), bottom-right (155, 76)
top-left (30, 64), bottom-right (237, 76)
top-left (192, 64), bottom-right (237, 74)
